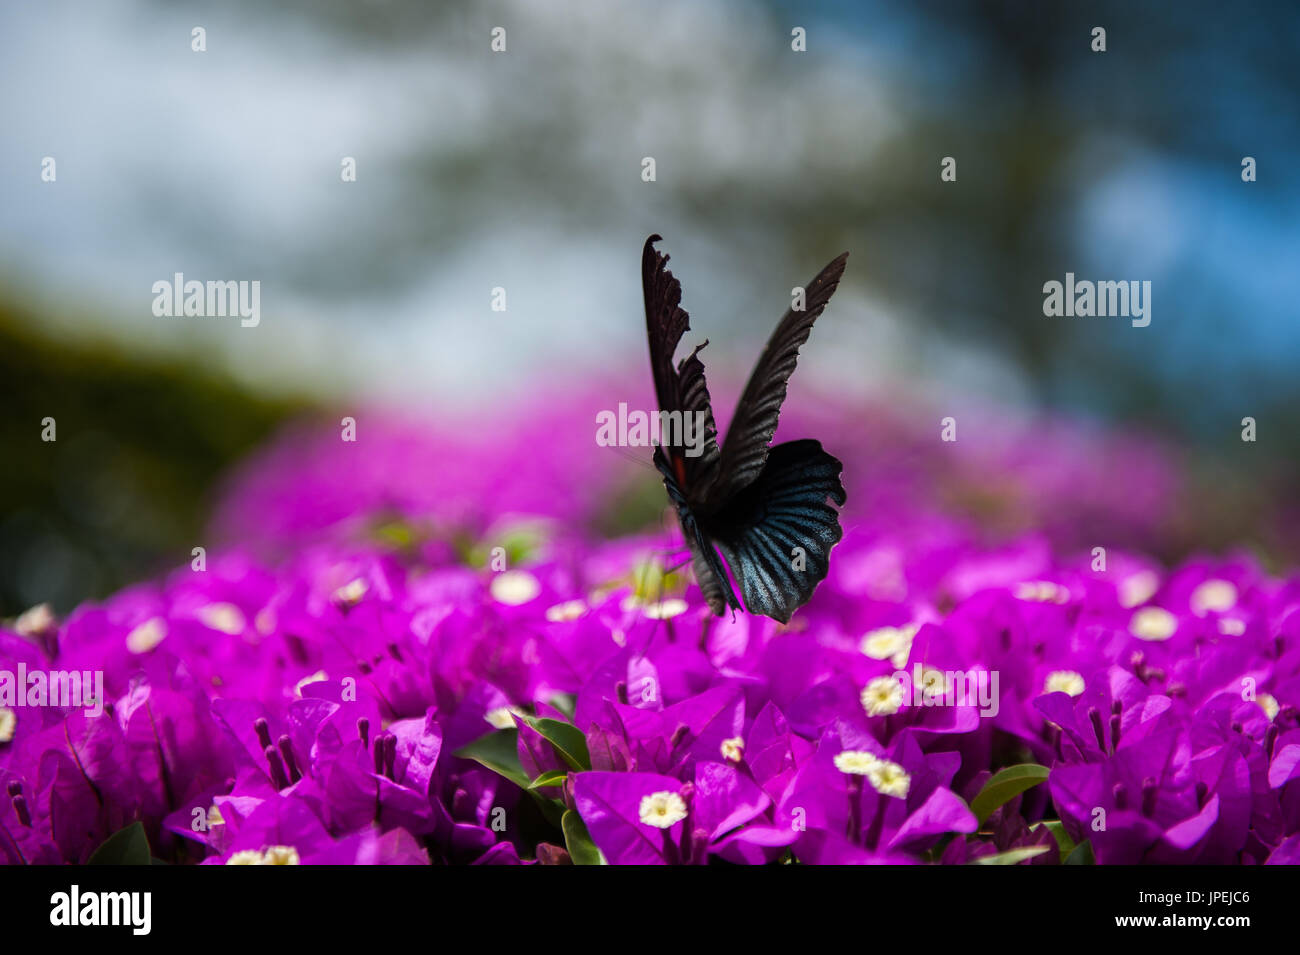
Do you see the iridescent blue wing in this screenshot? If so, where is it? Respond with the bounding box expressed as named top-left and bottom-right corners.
top-left (708, 439), bottom-right (845, 624)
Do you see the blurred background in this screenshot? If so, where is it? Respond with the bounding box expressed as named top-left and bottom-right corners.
top-left (2, 0), bottom-right (1298, 615)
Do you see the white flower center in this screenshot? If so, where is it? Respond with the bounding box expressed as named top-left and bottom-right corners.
top-left (867, 758), bottom-right (911, 799)
top-left (332, 577), bottom-right (370, 607)
top-left (621, 595), bottom-right (689, 619)
top-left (225, 845), bottom-right (302, 865)
top-left (642, 598), bottom-right (689, 620)
top-left (639, 790), bottom-right (688, 829)
top-left (126, 617), bottom-right (168, 654)
top-left (0, 706), bottom-right (16, 743)
top-left (1119, 571), bottom-right (1160, 609)
top-left (1190, 579), bottom-right (1237, 615)
top-left (545, 600), bottom-right (588, 622)
top-left (1130, 606), bottom-right (1177, 641)
top-left (294, 671), bottom-right (328, 697)
top-left (833, 750), bottom-right (879, 775)
top-left (1259, 693), bottom-right (1279, 721)
top-left (14, 603), bottom-right (55, 637)
top-left (860, 624), bottom-right (917, 668)
top-left (484, 706), bottom-right (525, 730)
top-left (225, 850), bottom-right (265, 865)
top-left (861, 676), bottom-right (905, 716)
top-left (1014, 581), bottom-right (1070, 604)
top-left (198, 602), bottom-right (247, 635)
top-left (1044, 670), bottom-right (1086, 697)
top-left (491, 570), bottom-right (541, 606)
top-left (1218, 617), bottom-right (1246, 636)
top-left (720, 736), bottom-right (745, 762)
top-left (262, 845), bottom-right (300, 865)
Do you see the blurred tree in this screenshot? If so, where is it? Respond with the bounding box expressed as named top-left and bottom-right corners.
top-left (0, 301), bottom-right (308, 616)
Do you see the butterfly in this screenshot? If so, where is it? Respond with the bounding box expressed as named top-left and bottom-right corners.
top-left (642, 234), bottom-right (848, 624)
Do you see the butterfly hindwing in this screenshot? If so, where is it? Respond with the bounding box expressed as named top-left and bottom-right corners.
top-left (708, 439), bottom-right (846, 624)
top-left (654, 445), bottom-right (739, 614)
top-left (707, 251), bottom-right (849, 508)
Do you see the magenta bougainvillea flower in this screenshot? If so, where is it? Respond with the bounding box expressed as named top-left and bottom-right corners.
top-left (2, 390), bottom-right (1297, 865)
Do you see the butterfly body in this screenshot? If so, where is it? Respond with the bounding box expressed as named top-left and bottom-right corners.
top-left (642, 235), bottom-right (849, 623)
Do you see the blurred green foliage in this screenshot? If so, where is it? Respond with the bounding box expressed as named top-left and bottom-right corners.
top-left (0, 300), bottom-right (307, 616)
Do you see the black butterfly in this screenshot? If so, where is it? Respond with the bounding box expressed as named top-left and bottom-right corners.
top-left (642, 234), bottom-right (848, 624)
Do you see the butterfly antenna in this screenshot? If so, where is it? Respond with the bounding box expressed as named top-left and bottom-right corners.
top-left (602, 445), bottom-right (657, 470)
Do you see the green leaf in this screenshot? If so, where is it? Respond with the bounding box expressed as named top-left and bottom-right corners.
top-left (548, 693), bottom-right (577, 721)
top-left (971, 846), bottom-right (1051, 865)
top-left (1064, 840), bottom-right (1096, 865)
top-left (528, 769), bottom-right (569, 790)
top-left (1032, 820), bottom-right (1076, 862)
top-left (522, 716), bottom-right (591, 772)
top-left (87, 822), bottom-right (151, 865)
top-left (453, 729), bottom-right (530, 789)
top-left (971, 763), bottom-right (1050, 824)
top-left (562, 811), bottom-right (605, 865)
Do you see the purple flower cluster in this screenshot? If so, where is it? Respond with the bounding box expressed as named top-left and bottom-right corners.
top-left (2, 391), bottom-right (1298, 865)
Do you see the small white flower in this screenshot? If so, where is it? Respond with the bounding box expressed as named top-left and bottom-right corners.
top-left (833, 750), bottom-right (879, 775)
top-left (545, 600), bottom-right (588, 622)
top-left (225, 850), bottom-right (265, 865)
top-left (860, 624), bottom-right (917, 668)
top-left (866, 758), bottom-right (911, 799)
top-left (1014, 581), bottom-right (1070, 604)
top-left (1119, 571), bottom-right (1160, 609)
top-left (294, 670), bottom-right (328, 697)
top-left (621, 595), bottom-right (689, 619)
top-left (1130, 606), bottom-right (1178, 641)
top-left (484, 706), bottom-right (524, 730)
top-left (125, 617), bottom-right (168, 654)
top-left (14, 603), bottom-right (55, 638)
top-left (720, 736), bottom-right (745, 762)
top-left (638, 790), bottom-right (688, 829)
top-left (861, 675), bottom-right (905, 717)
top-left (1190, 579), bottom-right (1237, 616)
top-left (1258, 693), bottom-right (1279, 721)
top-left (332, 577), bottom-right (369, 607)
top-left (262, 845), bottom-right (300, 865)
top-left (490, 570), bottom-right (541, 605)
top-left (642, 598), bottom-right (689, 620)
top-left (1044, 670), bottom-right (1086, 697)
top-left (198, 602), bottom-right (246, 635)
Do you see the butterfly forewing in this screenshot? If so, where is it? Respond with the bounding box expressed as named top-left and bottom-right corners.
top-left (642, 235), bottom-right (721, 500)
top-left (706, 251), bottom-right (849, 509)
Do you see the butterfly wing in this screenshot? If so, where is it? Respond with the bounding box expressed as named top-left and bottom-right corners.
top-left (653, 445), bottom-right (739, 615)
top-left (707, 439), bottom-right (846, 624)
top-left (642, 234), bottom-right (721, 503)
top-left (706, 251), bottom-right (848, 509)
